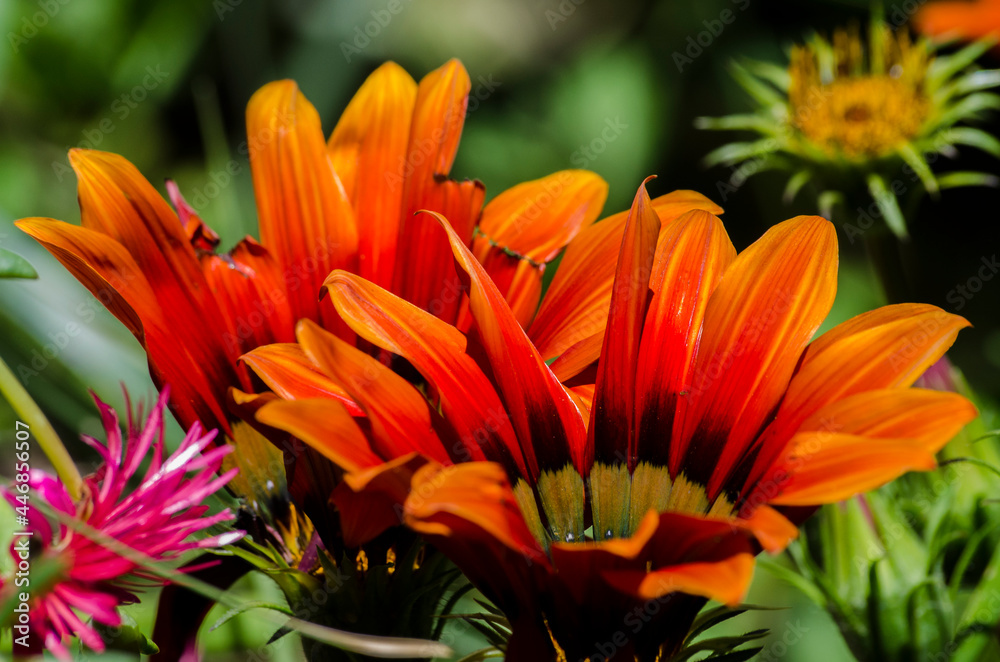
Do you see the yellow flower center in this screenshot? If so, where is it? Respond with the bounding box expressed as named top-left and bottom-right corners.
top-left (788, 27), bottom-right (931, 158)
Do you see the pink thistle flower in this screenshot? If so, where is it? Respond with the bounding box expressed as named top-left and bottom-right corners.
top-left (1, 387), bottom-right (243, 659)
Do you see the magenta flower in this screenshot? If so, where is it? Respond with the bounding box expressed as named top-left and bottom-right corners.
top-left (1, 388), bottom-right (243, 659)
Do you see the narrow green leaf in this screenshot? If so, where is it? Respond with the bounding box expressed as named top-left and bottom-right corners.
top-left (0, 246), bottom-right (37, 279)
top-left (945, 126), bottom-right (1000, 157)
top-left (897, 143), bottom-right (939, 195)
top-left (729, 60), bottom-right (785, 107)
top-left (929, 39), bottom-right (996, 87)
top-left (782, 170), bottom-right (812, 204)
top-left (866, 173), bottom-right (909, 239)
top-left (210, 600), bottom-right (294, 632)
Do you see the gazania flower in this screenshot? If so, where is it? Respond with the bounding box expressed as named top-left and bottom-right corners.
top-left (0, 388), bottom-right (241, 659)
top-left (914, 0), bottom-right (1000, 48)
top-left (15, 59), bottom-right (608, 443)
top-left (248, 179), bottom-right (976, 660)
top-left (697, 20), bottom-right (1000, 239)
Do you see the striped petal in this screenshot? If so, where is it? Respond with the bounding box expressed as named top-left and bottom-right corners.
top-left (328, 62), bottom-right (417, 289)
top-left (675, 216), bottom-right (838, 501)
top-left (255, 398), bottom-right (380, 474)
top-left (529, 190), bottom-right (723, 364)
top-left (633, 210), bottom-right (736, 468)
top-left (429, 211), bottom-right (587, 478)
top-left (322, 270), bottom-right (527, 476)
top-left (246, 80), bottom-right (358, 326)
top-left (742, 304), bottom-right (970, 495)
top-left (241, 342), bottom-right (363, 416)
top-left (295, 319), bottom-right (449, 464)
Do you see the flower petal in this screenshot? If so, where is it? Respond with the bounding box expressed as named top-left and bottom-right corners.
top-left (246, 80), bottom-right (358, 326)
top-left (770, 433), bottom-right (938, 506)
top-left (328, 62), bottom-right (417, 288)
top-left (675, 216), bottom-right (838, 501)
top-left (255, 397), bottom-right (381, 473)
top-left (391, 60), bottom-right (485, 322)
top-left (295, 319), bottom-right (449, 463)
top-left (633, 209), bottom-right (736, 468)
top-left (529, 190), bottom-right (723, 363)
top-left (742, 304), bottom-right (970, 495)
top-left (323, 270), bottom-right (528, 476)
top-left (590, 179), bottom-right (660, 467)
top-left (241, 342), bottom-right (363, 416)
top-left (428, 211), bottom-right (587, 478)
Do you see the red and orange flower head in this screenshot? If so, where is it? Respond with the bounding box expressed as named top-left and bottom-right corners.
top-left (249, 179), bottom-right (976, 661)
top-left (14, 59), bottom-right (608, 445)
top-left (0, 388), bottom-right (241, 660)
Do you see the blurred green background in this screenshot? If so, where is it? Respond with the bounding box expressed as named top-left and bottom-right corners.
top-left (0, 0), bottom-right (997, 659)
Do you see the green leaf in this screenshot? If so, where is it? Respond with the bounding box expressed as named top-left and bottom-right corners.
top-left (209, 600), bottom-right (294, 632)
top-left (939, 69), bottom-right (1000, 101)
top-left (702, 139), bottom-right (777, 168)
top-left (782, 170), bottom-right (811, 204)
top-left (936, 171), bottom-right (1000, 189)
top-left (945, 127), bottom-right (1000, 157)
top-left (694, 113), bottom-right (780, 134)
top-left (94, 612), bottom-right (160, 655)
top-left (866, 173), bottom-right (909, 240)
top-left (729, 60), bottom-right (785, 107)
top-left (929, 39), bottom-right (997, 88)
top-left (934, 92), bottom-right (1000, 131)
top-left (897, 143), bottom-right (939, 195)
top-left (0, 246), bottom-right (37, 279)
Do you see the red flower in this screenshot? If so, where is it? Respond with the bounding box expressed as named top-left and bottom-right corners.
top-left (248, 179), bottom-right (976, 659)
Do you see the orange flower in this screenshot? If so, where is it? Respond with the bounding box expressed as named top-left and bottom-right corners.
top-left (249, 179), bottom-right (976, 660)
top-left (914, 0), bottom-right (1000, 46)
top-left (14, 60), bottom-right (607, 443)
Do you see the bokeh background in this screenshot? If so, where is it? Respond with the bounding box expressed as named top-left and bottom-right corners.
top-left (0, 0), bottom-right (997, 659)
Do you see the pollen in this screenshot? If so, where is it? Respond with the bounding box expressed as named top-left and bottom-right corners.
top-left (788, 25), bottom-right (930, 158)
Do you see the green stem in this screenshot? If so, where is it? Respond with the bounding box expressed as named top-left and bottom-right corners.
top-left (0, 353), bottom-right (83, 500)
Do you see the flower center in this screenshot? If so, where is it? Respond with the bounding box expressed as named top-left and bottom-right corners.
top-left (787, 27), bottom-right (931, 158)
top-left (792, 76), bottom-right (928, 157)
top-left (516, 463), bottom-right (736, 549)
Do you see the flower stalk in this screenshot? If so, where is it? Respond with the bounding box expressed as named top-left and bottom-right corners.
top-left (0, 352), bottom-right (82, 499)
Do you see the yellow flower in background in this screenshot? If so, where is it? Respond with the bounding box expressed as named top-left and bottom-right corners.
top-left (697, 17), bottom-right (1000, 238)
top-left (789, 26), bottom-right (930, 158)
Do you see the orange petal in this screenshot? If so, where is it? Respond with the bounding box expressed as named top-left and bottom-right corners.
top-left (475, 170), bottom-right (608, 264)
top-left (200, 237), bottom-right (297, 356)
top-left (675, 216), bottom-right (838, 500)
top-left (16, 218), bottom-right (154, 339)
top-left (403, 461), bottom-right (547, 561)
top-left (633, 210), bottom-right (736, 468)
top-left (15, 217), bottom-right (232, 434)
top-left (743, 304), bottom-right (970, 493)
top-left (255, 397), bottom-right (381, 473)
top-left (548, 331), bottom-right (604, 383)
top-left (69, 150), bottom-right (204, 293)
top-left (246, 80), bottom-right (358, 326)
top-left (328, 62), bottom-right (417, 288)
top-left (392, 60), bottom-right (485, 322)
top-left (334, 453), bottom-right (431, 547)
top-left (295, 319), bottom-right (449, 464)
top-left (429, 211), bottom-right (587, 478)
top-left (799, 388), bottom-right (977, 453)
top-left (769, 433), bottom-right (938, 506)
top-left (529, 190), bottom-right (723, 363)
top-left (914, 1), bottom-right (1000, 41)
top-left (241, 342), bottom-right (363, 416)
top-left (589, 179), bottom-right (661, 466)
top-left (323, 270), bottom-right (529, 477)
top-left (606, 553), bottom-right (755, 605)
top-left (735, 505), bottom-right (799, 554)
